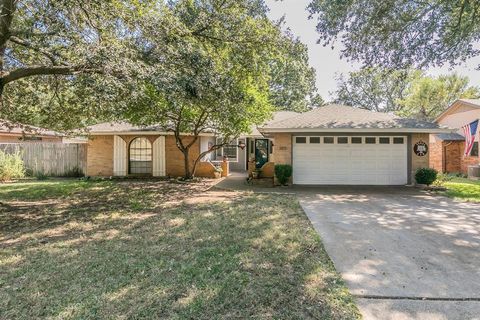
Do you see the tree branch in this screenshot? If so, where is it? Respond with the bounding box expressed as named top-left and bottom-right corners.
top-left (1, 64), bottom-right (101, 85)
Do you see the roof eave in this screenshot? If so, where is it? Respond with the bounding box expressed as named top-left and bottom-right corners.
top-left (259, 128), bottom-right (453, 134)
top-left (88, 131), bottom-right (216, 136)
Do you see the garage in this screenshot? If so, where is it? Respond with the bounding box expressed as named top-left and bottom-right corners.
top-left (293, 136), bottom-right (408, 185)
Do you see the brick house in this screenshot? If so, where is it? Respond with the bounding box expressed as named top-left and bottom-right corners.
top-left (86, 105), bottom-right (448, 185)
top-left (430, 99), bottom-right (480, 174)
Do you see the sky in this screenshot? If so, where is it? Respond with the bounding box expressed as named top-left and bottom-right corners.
top-left (265, 0), bottom-right (480, 101)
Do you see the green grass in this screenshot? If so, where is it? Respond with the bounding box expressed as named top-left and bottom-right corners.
top-left (0, 179), bottom-right (359, 319)
top-left (443, 177), bottom-right (480, 202)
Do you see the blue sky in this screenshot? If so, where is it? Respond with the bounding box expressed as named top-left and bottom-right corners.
top-left (265, 0), bottom-right (480, 101)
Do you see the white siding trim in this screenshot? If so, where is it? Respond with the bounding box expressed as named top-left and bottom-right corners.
top-left (113, 135), bottom-right (127, 176)
top-left (152, 136), bottom-right (166, 177)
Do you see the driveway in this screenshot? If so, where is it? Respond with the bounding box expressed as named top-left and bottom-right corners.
top-left (299, 187), bottom-right (480, 320)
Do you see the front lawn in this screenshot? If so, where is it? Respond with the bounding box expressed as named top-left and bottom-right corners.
top-left (0, 179), bottom-right (359, 319)
top-left (443, 177), bottom-right (480, 202)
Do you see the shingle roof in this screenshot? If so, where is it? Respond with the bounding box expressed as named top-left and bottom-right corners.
top-left (458, 99), bottom-right (480, 107)
top-left (435, 133), bottom-right (465, 141)
top-left (260, 104), bottom-right (445, 132)
top-left (0, 120), bottom-right (62, 137)
top-left (86, 122), bottom-right (166, 133)
top-left (248, 111), bottom-right (300, 136)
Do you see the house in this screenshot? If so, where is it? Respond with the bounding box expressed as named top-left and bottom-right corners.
top-left (0, 120), bottom-right (64, 143)
top-left (258, 104), bottom-right (448, 185)
top-left (85, 105), bottom-right (448, 184)
top-left (85, 112), bottom-right (299, 178)
top-left (430, 99), bottom-right (480, 174)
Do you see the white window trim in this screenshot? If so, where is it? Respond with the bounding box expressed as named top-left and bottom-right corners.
top-left (217, 138), bottom-right (239, 162)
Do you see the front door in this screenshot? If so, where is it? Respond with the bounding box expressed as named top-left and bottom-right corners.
top-left (255, 139), bottom-right (269, 169)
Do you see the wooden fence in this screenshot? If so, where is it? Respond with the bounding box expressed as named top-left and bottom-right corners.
top-left (0, 143), bottom-right (87, 176)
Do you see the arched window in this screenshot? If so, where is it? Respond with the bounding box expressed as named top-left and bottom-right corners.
top-left (129, 137), bottom-right (152, 174)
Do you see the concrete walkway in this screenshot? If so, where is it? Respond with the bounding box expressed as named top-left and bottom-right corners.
top-left (300, 187), bottom-right (480, 320)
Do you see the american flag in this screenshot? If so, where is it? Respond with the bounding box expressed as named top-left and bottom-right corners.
top-left (462, 119), bottom-right (479, 156)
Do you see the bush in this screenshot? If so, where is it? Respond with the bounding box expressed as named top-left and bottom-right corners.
top-left (64, 166), bottom-right (84, 178)
top-left (415, 167), bottom-right (438, 186)
top-left (35, 171), bottom-right (49, 180)
top-left (274, 164), bottom-right (293, 185)
top-left (0, 150), bottom-right (25, 182)
top-left (432, 173), bottom-right (453, 187)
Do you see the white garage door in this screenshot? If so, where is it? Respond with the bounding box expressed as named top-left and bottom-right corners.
top-left (293, 136), bottom-right (408, 185)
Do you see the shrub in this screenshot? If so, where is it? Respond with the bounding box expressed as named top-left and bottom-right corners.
top-left (274, 164), bottom-right (293, 185)
top-left (35, 171), bottom-right (49, 180)
top-left (0, 150), bottom-right (25, 182)
top-left (415, 168), bottom-right (438, 186)
top-left (432, 173), bottom-right (453, 187)
top-left (64, 166), bottom-right (84, 177)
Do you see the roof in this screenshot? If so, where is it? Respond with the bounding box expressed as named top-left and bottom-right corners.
top-left (260, 104), bottom-right (448, 133)
top-left (0, 120), bottom-right (62, 137)
top-left (435, 133), bottom-right (465, 141)
top-left (435, 99), bottom-right (480, 123)
top-left (86, 122), bottom-right (166, 133)
top-left (248, 111), bottom-right (300, 136)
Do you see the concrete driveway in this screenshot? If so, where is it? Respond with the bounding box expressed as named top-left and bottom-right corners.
top-left (299, 187), bottom-right (480, 320)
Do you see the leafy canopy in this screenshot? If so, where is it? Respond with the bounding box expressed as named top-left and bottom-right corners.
top-left (308, 0), bottom-right (480, 69)
top-left (334, 68), bottom-right (479, 120)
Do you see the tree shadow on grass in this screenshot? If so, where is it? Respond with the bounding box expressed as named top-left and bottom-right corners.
top-left (0, 186), bottom-right (359, 319)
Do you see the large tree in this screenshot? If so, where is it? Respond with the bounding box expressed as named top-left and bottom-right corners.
top-left (308, 0), bottom-right (480, 69)
top-left (123, 0), bottom-right (305, 179)
top-left (0, 0), bottom-right (146, 129)
top-left (334, 68), bottom-right (420, 113)
top-left (398, 73), bottom-right (480, 120)
top-left (333, 68), bottom-right (479, 120)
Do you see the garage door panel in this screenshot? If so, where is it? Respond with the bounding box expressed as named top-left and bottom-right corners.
top-left (293, 136), bottom-right (407, 185)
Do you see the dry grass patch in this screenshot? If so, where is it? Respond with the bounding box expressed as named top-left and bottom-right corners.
top-left (0, 179), bottom-right (359, 319)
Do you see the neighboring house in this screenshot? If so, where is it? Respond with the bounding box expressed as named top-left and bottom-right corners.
top-left (0, 120), bottom-right (64, 143)
top-left (85, 105), bottom-right (447, 185)
top-left (258, 104), bottom-right (448, 185)
top-left (430, 99), bottom-right (480, 174)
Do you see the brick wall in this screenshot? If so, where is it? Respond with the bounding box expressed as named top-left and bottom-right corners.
top-left (271, 133), bottom-right (292, 165)
top-left (86, 135), bottom-right (114, 176)
top-left (165, 136), bottom-right (200, 177)
top-left (411, 133), bottom-right (430, 181)
top-left (445, 142), bottom-right (463, 173)
top-left (429, 137), bottom-right (443, 172)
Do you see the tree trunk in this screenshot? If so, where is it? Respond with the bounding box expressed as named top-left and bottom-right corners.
top-left (182, 148), bottom-right (192, 180)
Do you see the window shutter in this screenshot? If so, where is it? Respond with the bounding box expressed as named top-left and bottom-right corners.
top-left (152, 136), bottom-right (166, 177)
top-left (113, 136), bottom-right (127, 176)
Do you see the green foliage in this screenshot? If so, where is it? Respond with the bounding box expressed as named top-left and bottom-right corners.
top-left (275, 164), bottom-right (293, 185)
top-left (432, 173), bottom-right (453, 187)
top-left (0, 151), bottom-right (25, 182)
top-left (415, 168), bottom-right (438, 186)
top-left (334, 69), bottom-right (479, 120)
top-left (334, 68), bottom-right (420, 113)
top-left (397, 73), bottom-right (480, 120)
top-left (64, 166), bottom-right (85, 178)
top-left (308, 0), bottom-right (480, 69)
top-left (35, 172), bottom-right (49, 181)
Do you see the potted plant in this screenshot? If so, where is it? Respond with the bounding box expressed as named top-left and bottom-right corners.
top-left (213, 165), bottom-right (223, 179)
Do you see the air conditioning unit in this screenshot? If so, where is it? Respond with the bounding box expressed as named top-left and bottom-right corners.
top-left (467, 165), bottom-right (480, 180)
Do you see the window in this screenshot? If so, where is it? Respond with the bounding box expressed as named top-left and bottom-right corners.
top-left (310, 137), bottom-right (320, 144)
top-left (296, 137), bottom-right (307, 144)
top-left (365, 137), bottom-right (376, 144)
top-left (393, 137), bottom-right (405, 144)
top-left (217, 138), bottom-right (238, 161)
top-left (379, 137), bottom-right (390, 144)
top-left (472, 142), bottom-right (479, 157)
top-left (223, 143), bottom-right (238, 161)
top-left (337, 137), bottom-right (348, 144)
top-left (351, 137), bottom-right (362, 144)
top-left (323, 137), bottom-right (334, 144)
top-left (129, 137), bottom-right (152, 174)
